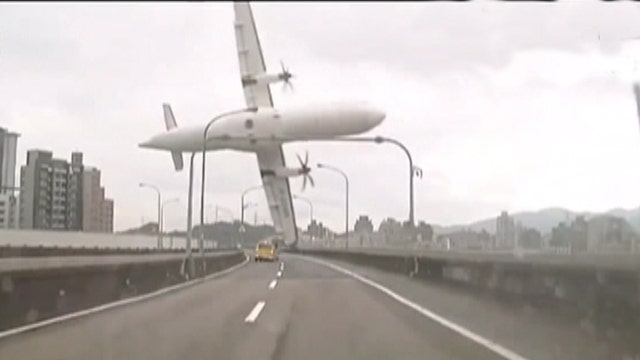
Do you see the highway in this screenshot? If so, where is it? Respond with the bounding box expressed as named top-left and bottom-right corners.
top-left (0, 254), bottom-right (613, 360)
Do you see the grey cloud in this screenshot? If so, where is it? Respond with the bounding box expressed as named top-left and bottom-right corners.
top-left (253, 2), bottom-right (640, 76)
top-left (3, 2), bottom-right (640, 232)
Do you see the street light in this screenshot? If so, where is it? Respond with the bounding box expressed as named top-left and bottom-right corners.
top-left (185, 152), bottom-right (197, 278)
top-left (200, 108), bottom-right (257, 263)
top-left (208, 204), bottom-right (234, 222)
top-left (314, 135), bottom-right (420, 227)
top-left (206, 134), bottom-right (419, 237)
top-left (372, 136), bottom-right (420, 227)
top-left (293, 194), bottom-right (313, 226)
top-left (161, 198), bottom-right (180, 246)
top-left (139, 182), bottom-right (161, 249)
top-left (317, 163), bottom-right (349, 249)
top-left (240, 184), bottom-right (264, 229)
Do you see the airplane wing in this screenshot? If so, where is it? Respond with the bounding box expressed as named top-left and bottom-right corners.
top-left (234, 3), bottom-right (298, 246)
top-left (234, 2), bottom-right (274, 109)
top-left (256, 146), bottom-right (299, 246)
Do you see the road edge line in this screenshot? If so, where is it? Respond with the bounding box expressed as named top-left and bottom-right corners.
top-left (297, 255), bottom-right (530, 360)
top-left (0, 255), bottom-right (250, 341)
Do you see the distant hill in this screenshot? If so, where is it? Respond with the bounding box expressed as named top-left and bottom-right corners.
top-left (119, 222), bottom-right (159, 235)
top-left (172, 221), bottom-right (276, 248)
top-left (433, 206), bottom-right (640, 235)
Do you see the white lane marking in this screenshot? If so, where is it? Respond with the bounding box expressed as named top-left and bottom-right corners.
top-left (268, 280), bottom-right (277, 289)
top-left (302, 256), bottom-right (530, 360)
top-left (244, 301), bottom-right (266, 323)
top-left (276, 271), bottom-right (282, 278)
top-left (0, 255), bottom-right (250, 341)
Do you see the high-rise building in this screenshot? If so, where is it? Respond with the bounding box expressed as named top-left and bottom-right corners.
top-left (495, 211), bottom-right (516, 249)
top-left (0, 193), bottom-right (19, 229)
top-left (82, 167), bottom-right (101, 232)
top-left (19, 150), bottom-right (84, 230)
top-left (0, 127), bottom-right (20, 229)
top-left (82, 167), bottom-right (114, 233)
top-left (101, 198), bottom-right (114, 233)
top-left (0, 127), bottom-right (20, 193)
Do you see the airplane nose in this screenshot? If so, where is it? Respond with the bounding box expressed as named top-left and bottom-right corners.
top-left (139, 139), bottom-right (153, 148)
top-left (367, 107), bottom-right (386, 127)
top-left (139, 135), bottom-right (160, 149)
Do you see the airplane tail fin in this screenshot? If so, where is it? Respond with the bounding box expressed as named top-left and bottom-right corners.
top-left (163, 103), bottom-right (184, 171)
top-left (633, 83), bottom-right (640, 128)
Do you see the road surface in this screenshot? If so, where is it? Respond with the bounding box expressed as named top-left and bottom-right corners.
top-left (0, 254), bottom-right (613, 360)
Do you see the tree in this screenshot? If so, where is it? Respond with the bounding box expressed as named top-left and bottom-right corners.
top-left (354, 215), bottom-right (374, 234)
top-left (416, 221), bottom-right (433, 242)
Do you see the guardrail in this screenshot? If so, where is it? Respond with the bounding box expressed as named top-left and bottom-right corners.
top-left (0, 250), bottom-right (245, 332)
top-left (296, 245), bottom-right (640, 271)
top-left (0, 229), bottom-right (222, 250)
top-left (290, 246), bottom-right (640, 358)
top-left (0, 245), bottom-right (228, 258)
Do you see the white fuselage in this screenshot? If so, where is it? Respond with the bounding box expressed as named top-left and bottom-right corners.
top-left (139, 102), bottom-right (386, 153)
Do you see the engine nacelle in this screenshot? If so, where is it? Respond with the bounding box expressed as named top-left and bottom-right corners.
top-left (260, 166), bottom-right (304, 179)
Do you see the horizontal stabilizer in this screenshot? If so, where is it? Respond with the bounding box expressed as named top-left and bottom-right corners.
top-left (171, 151), bottom-right (184, 171)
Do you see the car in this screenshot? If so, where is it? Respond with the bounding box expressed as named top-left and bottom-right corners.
top-left (254, 241), bottom-right (278, 262)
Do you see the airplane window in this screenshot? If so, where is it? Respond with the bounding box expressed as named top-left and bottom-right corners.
top-left (244, 119), bottom-right (254, 129)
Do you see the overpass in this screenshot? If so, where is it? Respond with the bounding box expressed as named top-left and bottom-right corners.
top-left (0, 230), bottom-right (638, 359)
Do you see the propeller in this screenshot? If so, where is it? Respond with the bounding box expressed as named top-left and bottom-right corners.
top-left (296, 150), bottom-right (314, 192)
top-left (279, 60), bottom-right (294, 92)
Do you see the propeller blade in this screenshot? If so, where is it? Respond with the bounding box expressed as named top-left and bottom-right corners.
top-left (296, 153), bottom-right (304, 167)
top-left (302, 174), bottom-right (308, 192)
top-left (308, 174), bottom-right (315, 187)
top-left (304, 150), bottom-right (309, 167)
top-left (280, 59), bottom-right (285, 73)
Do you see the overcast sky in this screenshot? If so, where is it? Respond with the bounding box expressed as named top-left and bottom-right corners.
top-left (3, 1), bottom-right (640, 232)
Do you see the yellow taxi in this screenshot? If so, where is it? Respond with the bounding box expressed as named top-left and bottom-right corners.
top-left (254, 241), bottom-right (278, 262)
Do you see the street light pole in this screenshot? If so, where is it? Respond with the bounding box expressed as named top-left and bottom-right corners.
top-left (373, 136), bottom-right (417, 227)
top-left (312, 135), bottom-right (418, 227)
top-left (241, 184), bottom-right (264, 228)
top-left (210, 204), bottom-right (234, 222)
top-left (200, 108), bottom-right (256, 270)
top-left (207, 134), bottom-right (419, 235)
top-left (161, 198), bottom-right (180, 247)
top-left (139, 182), bottom-right (161, 249)
top-left (317, 163), bottom-right (349, 249)
top-left (293, 194), bottom-right (313, 226)
top-left (185, 152), bottom-right (196, 278)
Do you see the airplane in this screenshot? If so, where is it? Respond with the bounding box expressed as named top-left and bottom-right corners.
top-left (139, 2), bottom-right (386, 247)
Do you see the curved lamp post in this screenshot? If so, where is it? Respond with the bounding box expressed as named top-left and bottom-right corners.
top-left (293, 194), bottom-right (313, 227)
top-left (317, 163), bottom-right (349, 249)
top-left (139, 182), bottom-right (161, 249)
top-left (161, 197), bottom-right (180, 244)
top-left (199, 108), bottom-right (257, 261)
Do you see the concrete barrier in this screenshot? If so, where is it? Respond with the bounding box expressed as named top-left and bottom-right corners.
top-left (0, 245), bottom-right (222, 258)
top-left (0, 251), bottom-right (245, 332)
top-left (292, 247), bottom-right (640, 357)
